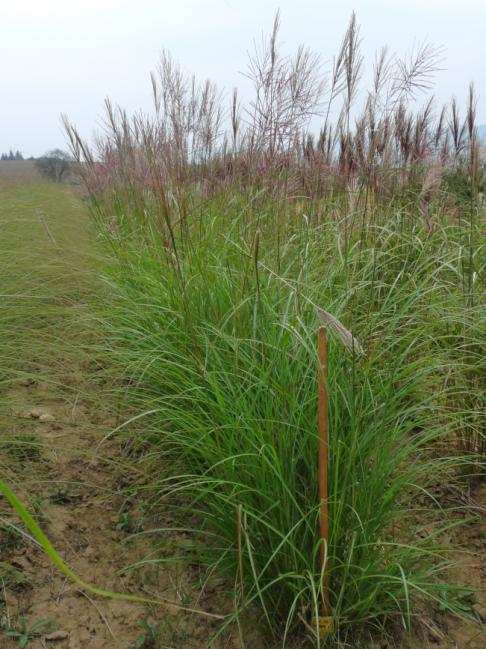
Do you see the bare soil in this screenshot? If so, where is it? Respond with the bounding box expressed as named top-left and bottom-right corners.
top-left (0, 161), bottom-right (40, 182)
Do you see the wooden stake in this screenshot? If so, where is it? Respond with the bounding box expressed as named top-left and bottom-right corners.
top-left (317, 326), bottom-right (332, 629)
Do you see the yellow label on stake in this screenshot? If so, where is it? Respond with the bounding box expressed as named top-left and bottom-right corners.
top-left (312, 616), bottom-right (334, 636)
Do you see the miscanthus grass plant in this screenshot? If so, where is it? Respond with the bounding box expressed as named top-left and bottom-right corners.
top-left (84, 194), bottom-right (482, 645)
top-left (64, 14), bottom-right (484, 645)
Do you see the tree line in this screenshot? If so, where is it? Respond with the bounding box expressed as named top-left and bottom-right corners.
top-left (1, 150), bottom-right (25, 160)
top-left (0, 148), bottom-right (73, 182)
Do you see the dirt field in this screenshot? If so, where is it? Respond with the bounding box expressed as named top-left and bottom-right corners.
top-left (0, 161), bottom-right (40, 182)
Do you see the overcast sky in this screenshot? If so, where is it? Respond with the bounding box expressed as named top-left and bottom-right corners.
top-left (1, 0), bottom-right (485, 157)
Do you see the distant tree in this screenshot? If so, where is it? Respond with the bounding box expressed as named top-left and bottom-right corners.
top-left (35, 149), bottom-right (72, 182)
top-left (0, 150), bottom-right (23, 161)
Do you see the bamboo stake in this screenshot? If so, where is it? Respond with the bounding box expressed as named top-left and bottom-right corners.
top-left (316, 326), bottom-right (333, 636)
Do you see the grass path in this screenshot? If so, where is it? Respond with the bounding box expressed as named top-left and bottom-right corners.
top-left (0, 181), bottom-right (163, 648)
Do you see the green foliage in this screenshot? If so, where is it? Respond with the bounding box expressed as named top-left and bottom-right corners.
top-left (116, 511), bottom-right (138, 534)
top-left (0, 562), bottom-right (30, 591)
top-left (0, 522), bottom-right (25, 553)
top-left (1, 617), bottom-right (56, 647)
top-left (443, 165), bottom-right (486, 202)
top-left (91, 188), bottom-right (483, 644)
top-left (0, 433), bottom-right (41, 463)
top-left (133, 619), bottom-right (160, 648)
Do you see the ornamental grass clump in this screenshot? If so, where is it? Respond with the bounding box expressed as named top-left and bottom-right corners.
top-left (64, 13), bottom-right (484, 645)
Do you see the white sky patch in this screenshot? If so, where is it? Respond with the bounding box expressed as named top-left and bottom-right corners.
top-left (1, 0), bottom-right (484, 156)
top-left (0, 1), bottom-right (128, 20)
